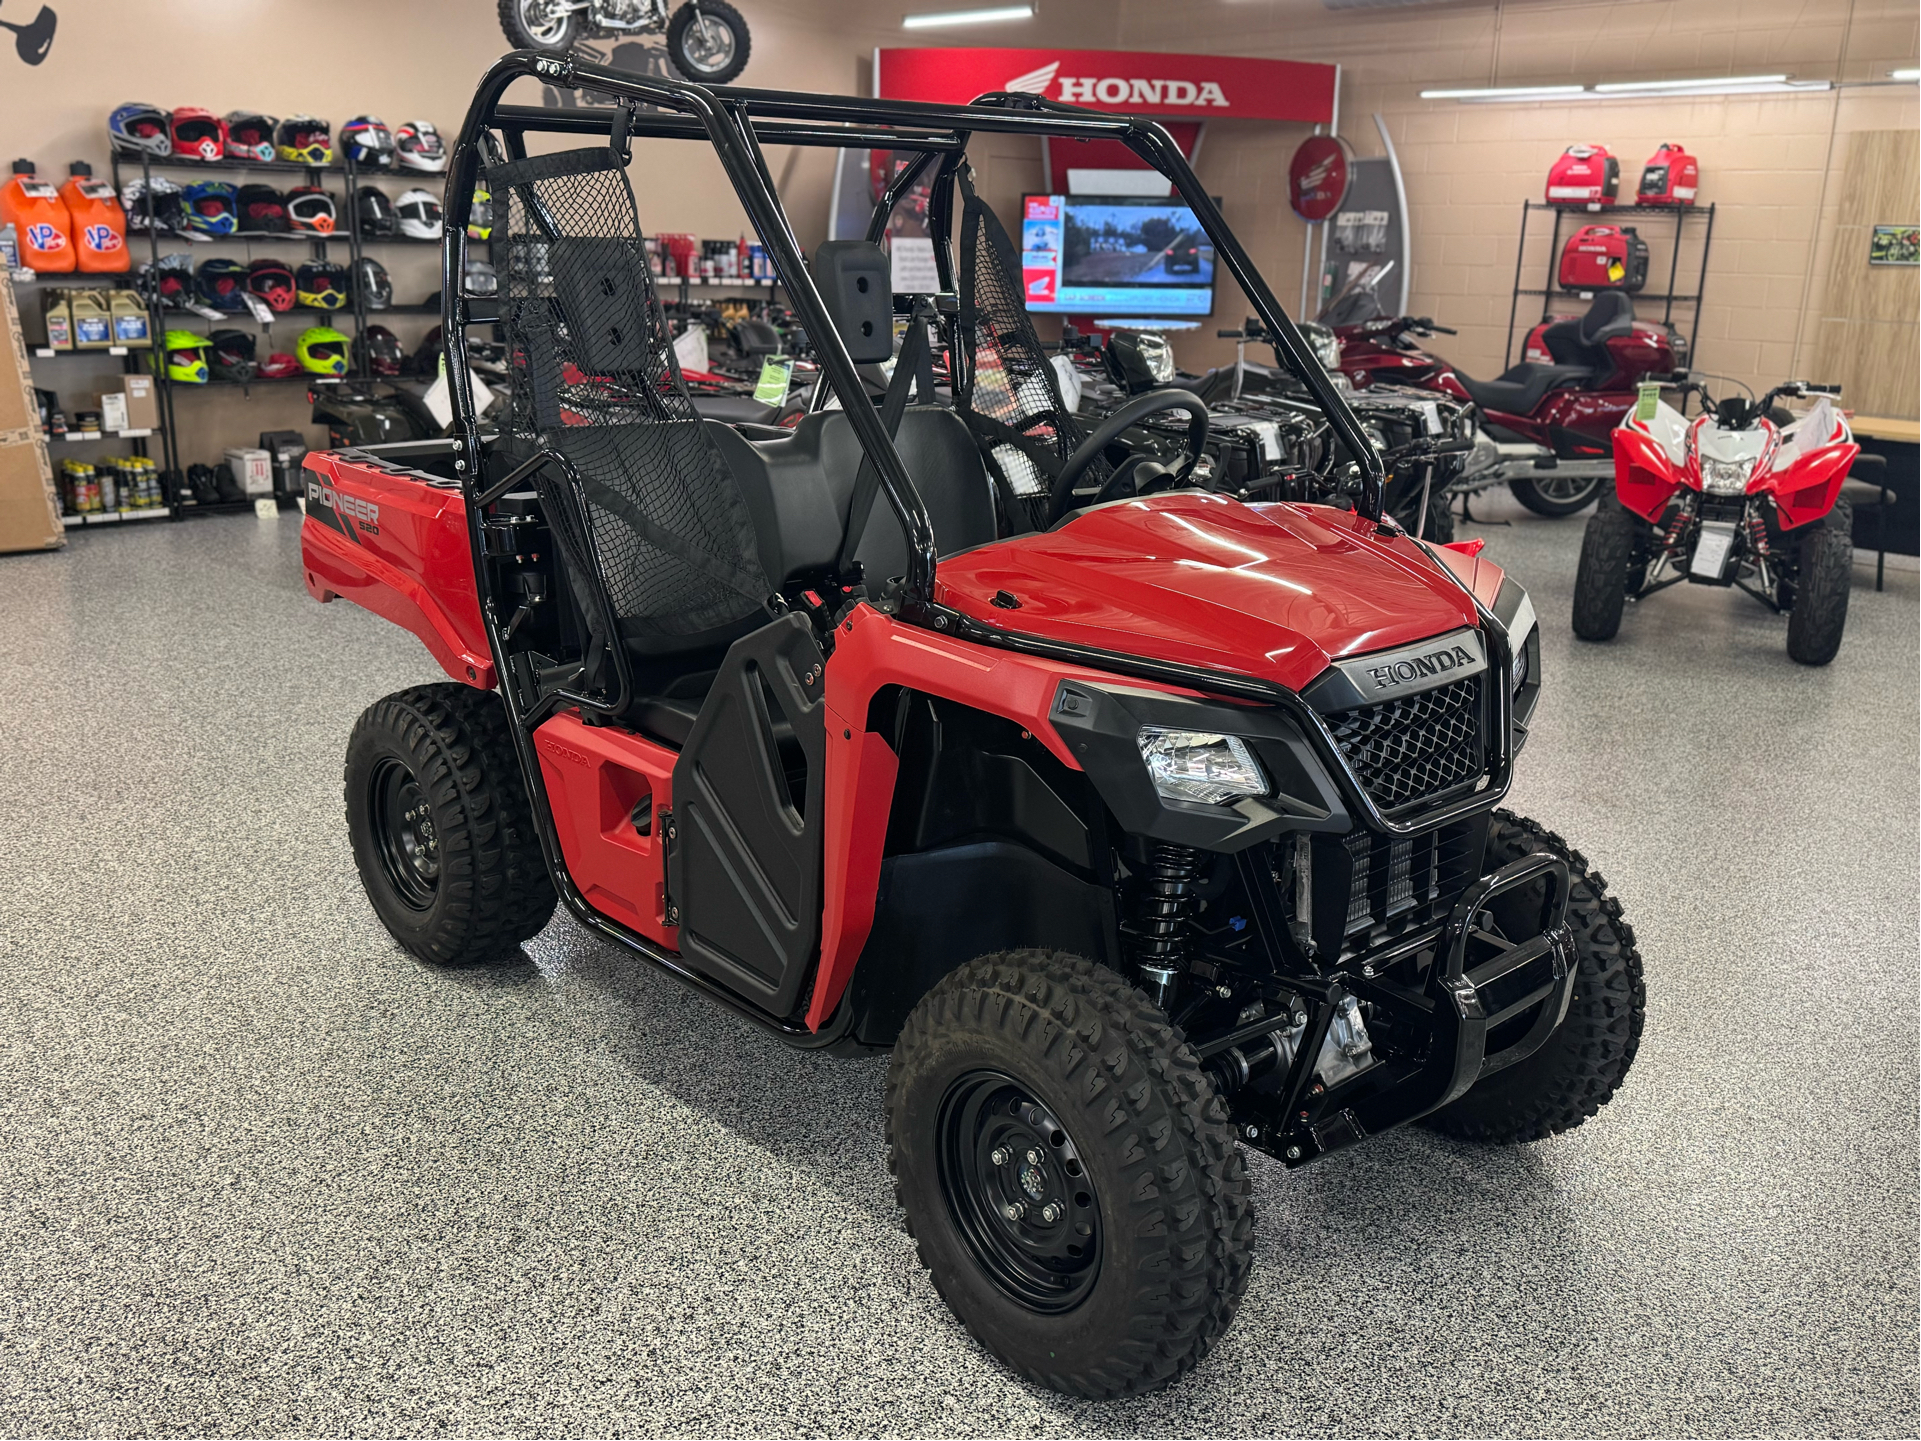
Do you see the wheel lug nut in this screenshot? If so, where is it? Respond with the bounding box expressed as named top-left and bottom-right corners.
top-left (1025, 1148), bottom-right (1042, 1166)
top-left (990, 1147), bottom-right (1008, 1166)
top-left (1040, 1202), bottom-right (1062, 1222)
top-left (1001, 1202), bottom-right (1024, 1222)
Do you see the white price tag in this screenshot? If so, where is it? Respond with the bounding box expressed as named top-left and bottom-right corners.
top-left (254, 498), bottom-right (278, 519)
top-left (1691, 522), bottom-right (1736, 578)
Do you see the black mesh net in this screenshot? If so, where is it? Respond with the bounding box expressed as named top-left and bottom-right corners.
top-left (495, 146), bottom-right (768, 649)
top-left (955, 172), bottom-right (1108, 530)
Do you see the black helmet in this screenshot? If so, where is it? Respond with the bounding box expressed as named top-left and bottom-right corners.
top-left (352, 256), bottom-right (392, 310)
top-left (353, 184), bottom-right (397, 238)
top-left (235, 183), bottom-right (288, 234)
top-left (195, 258), bottom-right (250, 312)
top-left (353, 324), bottom-right (406, 377)
top-left (207, 328), bottom-right (258, 382)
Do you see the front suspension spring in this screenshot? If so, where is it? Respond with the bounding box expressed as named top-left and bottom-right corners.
top-left (1131, 844), bottom-right (1203, 1006)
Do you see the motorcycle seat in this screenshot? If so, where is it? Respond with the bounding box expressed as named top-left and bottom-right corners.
top-left (1456, 363), bottom-right (1594, 417)
top-left (691, 393), bottom-right (781, 426)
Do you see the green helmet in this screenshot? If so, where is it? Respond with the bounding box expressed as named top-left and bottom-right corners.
top-left (161, 329), bottom-right (212, 385)
top-left (296, 325), bottom-right (349, 377)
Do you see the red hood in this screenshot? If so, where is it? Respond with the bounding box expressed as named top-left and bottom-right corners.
top-left (934, 493), bottom-right (1481, 694)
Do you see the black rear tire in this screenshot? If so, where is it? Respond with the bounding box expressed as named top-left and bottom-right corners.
top-left (666, 1), bottom-right (750, 83)
top-left (1509, 473), bottom-right (1604, 517)
top-left (886, 951), bottom-right (1253, 1399)
top-left (345, 684), bottom-right (556, 966)
top-left (1421, 810), bottom-right (1645, 1144)
top-left (1786, 519), bottom-right (1852, 665)
top-left (1572, 500), bottom-right (1637, 641)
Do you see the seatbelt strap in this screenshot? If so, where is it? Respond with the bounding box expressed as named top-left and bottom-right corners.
top-left (837, 298), bottom-right (935, 572)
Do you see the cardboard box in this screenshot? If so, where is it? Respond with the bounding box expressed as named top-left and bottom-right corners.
top-left (224, 446), bottom-right (272, 496)
top-left (121, 373), bottom-right (158, 430)
top-left (0, 434), bottom-right (63, 552)
top-left (0, 271), bottom-right (33, 436)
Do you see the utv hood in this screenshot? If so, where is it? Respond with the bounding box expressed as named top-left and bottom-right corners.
top-left (934, 493), bottom-right (1481, 695)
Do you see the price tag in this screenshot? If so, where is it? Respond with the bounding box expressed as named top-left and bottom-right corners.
top-left (1635, 383), bottom-right (1661, 423)
top-left (753, 356), bottom-right (794, 406)
top-left (254, 498), bottom-right (278, 519)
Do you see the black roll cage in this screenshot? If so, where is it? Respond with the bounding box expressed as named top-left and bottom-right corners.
top-left (437, 50), bottom-right (1387, 614)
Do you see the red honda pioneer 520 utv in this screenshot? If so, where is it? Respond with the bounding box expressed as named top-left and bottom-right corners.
top-left (301, 54), bottom-right (1645, 1399)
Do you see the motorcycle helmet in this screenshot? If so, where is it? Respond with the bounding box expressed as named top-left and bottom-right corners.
top-left (352, 255), bottom-right (392, 310)
top-left (195, 258), bottom-right (249, 311)
top-left (294, 260), bottom-right (349, 310)
top-left (182, 181), bottom-right (239, 237)
top-left (207, 328), bottom-right (258, 382)
top-left (143, 254), bottom-right (196, 307)
top-left (354, 184), bottom-right (397, 238)
top-left (245, 258), bottom-right (296, 312)
top-left (407, 325), bottom-right (443, 379)
top-left (109, 102), bottom-right (172, 158)
top-left (393, 120), bottom-right (446, 173)
top-left (395, 187), bottom-right (442, 240)
top-left (274, 115), bottom-right (333, 167)
top-left (169, 108), bottom-right (226, 164)
top-left (121, 177), bottom-right (187, 235)
top-left (258, 351), bottom-right (301, 380)
top-left (353, 324), bottom-right (405, 377)
top-left (235, 183), bottom-right (288, 234)
top-left (160, 330), bottom-right (212, 384)
top-left (185, 462), bottom-right (220, 504)
top-left (467, 183), bottom-right (492, 241)
top-left (296, 325), bottom-right (350, 376)
top-left (224, 111), bottom-right (277, 164)
top-left (463, 257), bottom-right (497, 296)
top-left (341, 116), bottom-right (396, 171)
top-left (285, 187), bottom-right (337, 235)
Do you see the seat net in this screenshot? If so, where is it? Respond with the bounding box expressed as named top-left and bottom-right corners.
top-left (955, 169), bottom-right (1109, 530)
top-left (494, 146), bottom-right (768, 648)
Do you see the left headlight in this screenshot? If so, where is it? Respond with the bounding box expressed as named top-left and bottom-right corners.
top-left (1136, 727), bottom-right (1268, 806)
top-left (1701, 456), bottom-right (1754, 495)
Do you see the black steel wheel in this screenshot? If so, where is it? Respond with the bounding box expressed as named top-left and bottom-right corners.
top-left (1510, 472), bottom-right (1605, 517)
top-left (886, 951), bottom-right (1252, 1399)
top-left (937, 1071), bottom-right (1102, 1314)
top-left (345, 684), bottom-right (556, 966)
top-left (666, 0), bottom-right (750, 83)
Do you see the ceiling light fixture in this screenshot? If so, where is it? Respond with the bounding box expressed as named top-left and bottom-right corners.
top-left (1892, 67), bottom-right (1920, 81)
top-left (1592, 72), bottom-right (1790, 92)
top-left (902, 3), bottom-right (1035, 28)
top-left (1419, 84), bottom-right (1586, 100)
top-left (1423, 73), bottom-right (1836, 102)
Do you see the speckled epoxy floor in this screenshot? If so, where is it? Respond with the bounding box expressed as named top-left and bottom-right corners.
top-left (0, 498), bottom-right (1915, 1438)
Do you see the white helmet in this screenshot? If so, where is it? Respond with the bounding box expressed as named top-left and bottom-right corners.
top-left (395, 187), bottom-right (443, 241)
top-left (393, 120), bottom-right (448, 174)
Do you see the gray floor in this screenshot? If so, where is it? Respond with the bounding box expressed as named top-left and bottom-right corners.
top-left (0, 496), bottom-right (1915, 1438)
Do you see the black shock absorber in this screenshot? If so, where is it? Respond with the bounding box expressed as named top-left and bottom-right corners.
top-left (1131, 843), bottom-right (1203, 1011)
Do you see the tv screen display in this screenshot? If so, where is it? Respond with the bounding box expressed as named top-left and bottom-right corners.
top-left (1020, 193), bottom-right (1217, 317)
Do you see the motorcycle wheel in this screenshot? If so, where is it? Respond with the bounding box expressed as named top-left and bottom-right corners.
top-left (1509, 473), bottom-right (1604, 517)
top-left (497, 0), bottom-right (579, 53)
top-left (667, 0), bottom-right (751, 83)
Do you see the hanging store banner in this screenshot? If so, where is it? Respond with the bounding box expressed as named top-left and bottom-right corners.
top-left (876, 47), bottom-right (1336, 124)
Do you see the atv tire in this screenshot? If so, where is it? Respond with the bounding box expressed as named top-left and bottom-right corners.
top-left (1421, 810), bottom-right (1645, 1144)
top-left (1509, 473), bottom-right (1604, 517)
top-left (1786, 518), bottom-right (1852, 666)
top-left (345, 683), bottom-right (556, 966)
top-left (1571, 500), bottom-right (1638, 641)
top-left (886, 951), bottom-right (1253, 1399)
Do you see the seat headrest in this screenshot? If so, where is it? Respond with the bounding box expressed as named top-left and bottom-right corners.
top-left (1581, 289), bottom-right (1635, 343)
top-left (812, 241), bottom-right (892, 363)
top-left (733, 318), bottom-right (782, 357)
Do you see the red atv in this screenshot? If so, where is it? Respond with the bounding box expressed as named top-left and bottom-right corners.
top-left (301, 56), bottom-right (1645, 1398)
top-left (1333, 286), bottom-right (1681, 518)
top-left (1576, 379), bottom-right (1860, 664)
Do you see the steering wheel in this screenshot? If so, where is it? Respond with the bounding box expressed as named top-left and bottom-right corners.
top-left (1046, 388), bottom-right (1211, 526)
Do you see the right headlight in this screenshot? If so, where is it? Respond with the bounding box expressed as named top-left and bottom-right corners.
top-left (1136, 727), bottom-right (1268, 807)
top-left (1701, 455), bottom-right (1755, 495)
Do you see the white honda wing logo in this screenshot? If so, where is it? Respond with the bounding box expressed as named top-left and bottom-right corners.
top-left (1004, 61), bottom-right (1059, 95)
top-left (1002, 60), bottom-right (1229, 108)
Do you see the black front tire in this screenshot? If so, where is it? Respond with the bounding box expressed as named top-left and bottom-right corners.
top-left (1422, 810), bottom-right (1646, 1144)
top-left (497, 0), bottom-right (579, 53)
top-left (1509, 472), bottom-right (1605, 517)
top-left (886, 952), bottom-right (1253, 1399)
top-left (345, 684), bottom-right (556, 966)
top-left (666, 0), bottom-right (750, 83)
top-left (1572, 500), bottom-right (1637, 641)
top-left (1786, 519), bottom-right (1852, 665)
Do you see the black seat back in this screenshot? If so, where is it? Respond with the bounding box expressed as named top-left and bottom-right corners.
top-left (1541, 290), bottom-right (1636, 371)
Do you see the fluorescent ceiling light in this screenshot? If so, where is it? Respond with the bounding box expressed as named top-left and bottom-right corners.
top-left (1892, 67), bottom-right (1920, 81)
top-left (1593, 73), bottom-right (1789, 92)
top-left (902, 3), bottom-right (1035, 27)
top-left (1420, 84), bottom-right (1586, 100)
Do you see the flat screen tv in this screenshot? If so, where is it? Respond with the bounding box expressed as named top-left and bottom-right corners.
top-left (1019, 193), bottom-right (1218, 317)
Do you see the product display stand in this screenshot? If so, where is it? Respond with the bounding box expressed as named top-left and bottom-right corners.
top-left (1502, 200), bottom-right (1715, 369)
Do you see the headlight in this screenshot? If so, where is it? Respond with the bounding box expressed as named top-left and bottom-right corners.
top-left (1310, 329), bottom-right (1341, 370)
top-left (1136, 727), bottom-right (1268, 806)
top-left (1701, 456), bottom-right (1754, 495)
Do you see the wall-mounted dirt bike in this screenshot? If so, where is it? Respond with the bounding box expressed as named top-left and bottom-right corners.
top-left (498, 0), bottom-right (749, 83)
top-left (1330, 276), bottom-right (1684, 520)
top-left (1576, 379), bottom-right (1860, 665)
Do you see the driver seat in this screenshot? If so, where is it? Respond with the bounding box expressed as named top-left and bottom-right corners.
top-left (1455, 291), bottom-right (1636, 415)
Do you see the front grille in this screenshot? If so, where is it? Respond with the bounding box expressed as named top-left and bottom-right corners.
top-left (1319, 820), bottom-right (1484, 962)
top-left (1325, 675), bottom-right (1485, 812)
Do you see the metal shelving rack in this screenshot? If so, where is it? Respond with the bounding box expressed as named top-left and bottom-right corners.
top-left (1502, 200), bottom-right (1715, 368)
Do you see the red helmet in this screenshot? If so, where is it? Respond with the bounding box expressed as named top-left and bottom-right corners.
top-left (258, 351), bottom-right (301, 380)
top-left (245, 258), bottom-right (296, 313)
top-left (169, 107), bottom-right (226, 163)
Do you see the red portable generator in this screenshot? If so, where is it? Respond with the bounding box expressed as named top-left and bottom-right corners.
top-left (1558, 224), bottom-right (1648, 291)
top-left (1545, 144), bottom-right (1619, 205)
top-left (1637, 143), bottom-right (1698, 205)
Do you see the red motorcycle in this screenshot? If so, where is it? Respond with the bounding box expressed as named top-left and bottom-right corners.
top-left (1332, 288), bottom-right (1682, 517)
